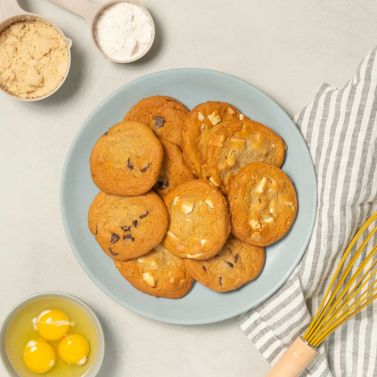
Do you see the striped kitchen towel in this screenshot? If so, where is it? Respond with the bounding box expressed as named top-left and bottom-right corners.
top-left (241, 47), bottom-right (377, 377)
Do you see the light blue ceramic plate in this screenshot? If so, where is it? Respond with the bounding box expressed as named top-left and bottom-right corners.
top-left (61, 69), bottom-right (317, 325)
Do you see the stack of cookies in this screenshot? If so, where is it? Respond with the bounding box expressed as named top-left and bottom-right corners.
top-left (88, 96), bottom-right (297, 299)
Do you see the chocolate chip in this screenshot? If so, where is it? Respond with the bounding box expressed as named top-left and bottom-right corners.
top-left (219, 276), bottom-right (223, 286)
top-left (94, 225), bottom-right (98, 235)
top-left (103, 131), bottom-right (108, 136)
top-left (234, 254), bottom-right (239, 263)
top-left (140, 163), bottom-right (151, 172)
top-left (127, 158), bottom-right (134, 169)
top-left (108, 248), bottom-right (119, 256)
top-left (111, 233), bottom-right (120, 244)
top-left (132, 219), bottom-right (138, 228)
top-left (139, 210), bottom-right (149, 219)
top-left (154, 116), bottom-right (164, 129)
top-left (225, 260), bottom-right (234, 268)
top-left (156, 177), bottom-right (169, 190)
top-left (202, 265), bottom-right (207, 272)
top-left (123, 234), bottom-right (135, 242)
top-left (121, 225), bottom-right (131, 232)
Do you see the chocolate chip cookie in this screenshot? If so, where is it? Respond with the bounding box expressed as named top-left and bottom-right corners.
top-left (228, 162), bottom-right (297, 246)
top-left (181, 101), bottom-right (241, 178)
top-left (88, 191), bottom-right (169, 260)
top-left (206, 117), bottom-right (286, 192)
top-left (90, 120), bottom-right (163, 196)
top-left (163, 179), bottom-right (230, 260)
top-left (185, 237), bottom-right (265, 292)
top-left (124, 95), bottom-right (189, 146)
top-left (115, 244), bottom-right (194, 299)
top-left (154, 140), bottom-right (193, 197)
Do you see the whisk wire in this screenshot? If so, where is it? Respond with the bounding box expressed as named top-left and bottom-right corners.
top-left (305, 221), bottom-right (373, 338)
top-left (318, 243), bottom-right (377, 324)
top-left (303, 211), bottom-right (377, 347)
top-left (311, 290), bottom-right (377, 347)
top-left (308, 259), bottom-right (377, 340)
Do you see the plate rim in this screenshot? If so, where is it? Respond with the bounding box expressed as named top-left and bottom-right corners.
top-left (60, 68), bottom-right (318, 325)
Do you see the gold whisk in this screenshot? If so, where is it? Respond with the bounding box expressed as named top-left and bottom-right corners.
top-left (267, 211), bottom-right (377, 377)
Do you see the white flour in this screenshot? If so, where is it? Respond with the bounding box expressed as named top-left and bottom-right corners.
top-left (94, 2), bottom-right (153, 62)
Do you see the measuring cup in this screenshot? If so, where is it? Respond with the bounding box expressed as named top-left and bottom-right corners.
top-left (0, 0), bottom-right (72, 101)
top-left (47, 0), bottom-right (155, 63)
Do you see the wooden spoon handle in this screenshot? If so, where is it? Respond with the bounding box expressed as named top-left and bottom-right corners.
top-left (265, 337), bottom-right (318, 377)
top-left (47, 0), bottom-right (98, 23)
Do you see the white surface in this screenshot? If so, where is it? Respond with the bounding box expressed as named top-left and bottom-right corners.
top-left (1, 1), bottom-right (376, 376)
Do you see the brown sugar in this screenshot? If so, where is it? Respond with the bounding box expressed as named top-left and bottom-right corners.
top-left (0, 19), bottom-right (69, 99)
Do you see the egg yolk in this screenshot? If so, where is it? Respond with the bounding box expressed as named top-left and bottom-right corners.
top-left (58, 334), bottom-right (90, 366)
top-left (23, 339), bottom-right (56, 374)
top-left (34, 309), bottom-right (72, 341)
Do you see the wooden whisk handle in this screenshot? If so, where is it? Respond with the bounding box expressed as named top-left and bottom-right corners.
top-left (265, 337), bottom-right (318, 377)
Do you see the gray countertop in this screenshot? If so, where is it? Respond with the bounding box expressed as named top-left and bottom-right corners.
top-left (1, 1), bottom-right (376, 376)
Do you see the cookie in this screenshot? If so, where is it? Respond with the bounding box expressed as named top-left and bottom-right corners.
top-left (206, 117), bottom-right (286, 192)
top-left (90, 120), bottom-right (163, 196)
top-left (185, 237), bottom-right (265, 292)
top-left (88, 191), bottom-right (169, 261)
top-left (228, 162), bottom-right (297, 246)
top-left (163, 179), bottom-right (230, 260)
top-left (124, 95), bottom-right (189, 146)
top-left (154, 140), bottom-right (194, 197)
top-left (115, 244), bottom-right (194, 299)
top-left (181, 101), bottom-right (241, 177)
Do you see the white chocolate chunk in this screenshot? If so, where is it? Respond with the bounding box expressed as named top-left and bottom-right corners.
top-left (142, 272), bottom-right (156, 287)
top-left (208, 111), bottom-right (222, 125)
top-left (200, 239), bottom-right (208, 245)
top-left (172, 196), bottom-right (179, 206)
top-left (239, 113), bottom-right (244, 120)
top-left (198, 112), bottom-right (205, 121)
top-left (181, 202), bottom-right (194, 214)
top-left (255, 177), bottom-right (267, 193)
top-left (167, 231), bottom-right (178, 240)
top-left (249, 219), bottom-right (261, 229)
top-left (205, 199), bottom-right (214, 209)
top-left (208, 176), bottom-right (219, 186)
top-left (227, 107), bottom-right (235, 115)
top-left (187, 253), bottom-right (203, 259)
top-left (263, 216), bottom-right (274, 223)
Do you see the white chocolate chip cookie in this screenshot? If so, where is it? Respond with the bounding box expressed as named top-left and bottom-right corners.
top-left (163, 179), bottom-right (230, 260)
